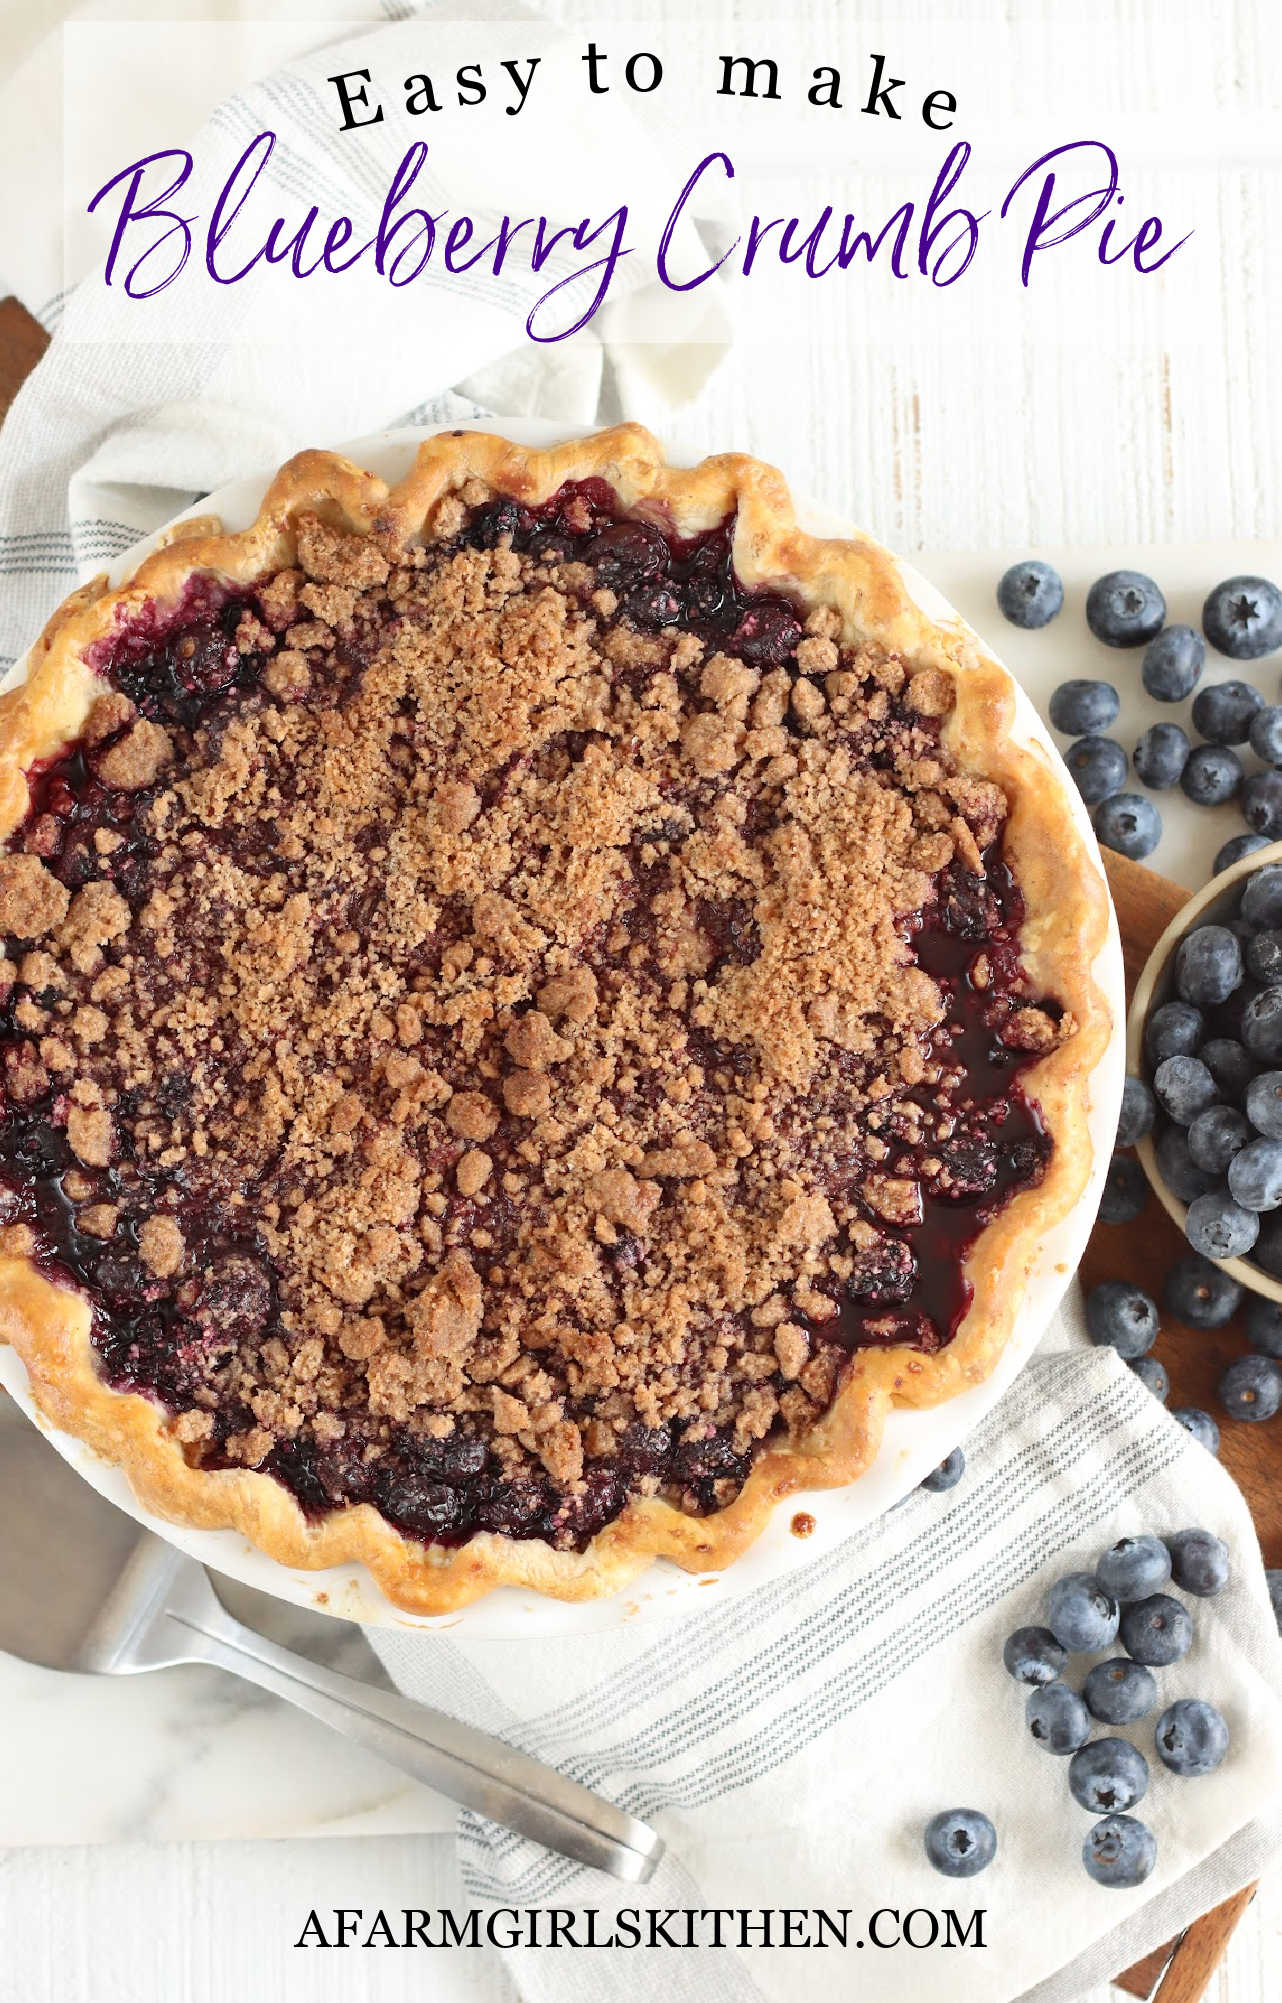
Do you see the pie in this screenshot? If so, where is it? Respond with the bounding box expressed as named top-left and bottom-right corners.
top-left (0, 426), bottom-right (1110, 1612)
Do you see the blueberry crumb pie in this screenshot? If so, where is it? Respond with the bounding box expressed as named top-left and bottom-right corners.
top-left (0, 427), bottom-right (1109, 1610)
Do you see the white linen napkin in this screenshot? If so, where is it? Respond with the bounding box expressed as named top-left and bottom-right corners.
top-left (368, 1304), bottom-right (1282, 2003)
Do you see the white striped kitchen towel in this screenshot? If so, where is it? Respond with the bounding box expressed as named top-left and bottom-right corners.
top-left (370, 1321), bottom-right (1282, 2003)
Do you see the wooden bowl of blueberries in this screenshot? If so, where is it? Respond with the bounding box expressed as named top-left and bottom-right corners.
top-left (1129, 840), bottom-right (1282, 1304)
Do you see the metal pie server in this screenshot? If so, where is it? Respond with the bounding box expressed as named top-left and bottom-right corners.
top-left (0, 1416), bottom-right (662, 1881)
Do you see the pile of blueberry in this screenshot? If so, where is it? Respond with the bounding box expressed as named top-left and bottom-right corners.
top-left (924, 1532), bottom-right (1232, 1887)
top-left (997, 560), bottom-right (1282, 865)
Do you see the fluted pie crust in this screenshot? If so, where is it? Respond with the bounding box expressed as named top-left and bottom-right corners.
top-left (0, 426), bottom-right (1110, 1613)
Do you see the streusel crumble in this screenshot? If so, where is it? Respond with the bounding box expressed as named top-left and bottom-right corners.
top-left (0, 468), bottom-right (1075, 1555)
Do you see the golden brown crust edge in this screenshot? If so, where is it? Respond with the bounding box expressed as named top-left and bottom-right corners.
top-left (0, 423), bottom-right (1112, 1615)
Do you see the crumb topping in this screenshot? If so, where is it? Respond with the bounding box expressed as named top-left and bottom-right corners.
top-left (0, 484), bottom-right (1066, 1550)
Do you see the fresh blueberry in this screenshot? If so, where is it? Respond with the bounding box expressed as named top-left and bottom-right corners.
top-left (1003, 1625), bottom-right (1068, 1686)
top-left (923, 1807), bottom-right (997, 1878)
top-left (1129, 1356), bottom-right (1170, 1402)
top-left (1199, 1039), bottom-right (1255, 1102)
top-left (1245, 1071), bottom-right (1282, 1138)
top-left (1219, 1353), bottom-right (1282, 1422)
top-left (921, 1447), bottom-right (965, 1493)
top-left (1050, 680), bottom-right (1120, 735)
top-left (1255, 1214), bottom-right (1282, 1276)
top-left (1099, 1154), bottom-right (1150, 1225)
top-left (1133, 722), bottom-right (1190, 791)
top-left (1173, 1406), bottom-right (1221, 1453)
top-left (1163, 1253), bottom-right (1242, 1328)
top-left (1243, 770), bottom-right (1282, 841)
top-left (1155, 1698), bottom-right (1230, 1776)
top-left (1215, 833), bottom-right (1271, 875)
top-left (1083, 1658), bottom-right (1159, 1726)
top-left (1244, 1295), bottom-right (1282, 1358)
top-left (1182, 744), bottom-right (1245, 807)
top-left (1069, 1738), bottom-right (1150, 1816)
top-left (1203, 575), bottom-right (1282, 660)
top-left (1251, 706), bottom-right (1282, 766)
top-left (997, 560), bottom-right (1063, 630)
top-left (1175, 926), bottom-right (1244, 1007)
top-left (1153, 1055), bottom-right (1218, 1125)
top-left (1187, 1105), bottom-right (1251, 1174)
top-left (1086, 571), bottom-right (1166, 648)
top-left (1220, 977), bottom-right (1267, 1043)
top-left (1243, 866), bottom-right (1282, 928)
top-left (1067, 736), bottom-right (1129, 805)
top-left (1082, 1814), bottom-right (1157, 1888)
top-left (1142, 624), bottom-right (1204, 702)
top-left (1119, 1593), bottom-right (1194, 1666)
top-left (1185, 1190), bottom-right (1260, 1261)
top-left (1085, 1281), bottom-right (1159, 1359)
top-left (1155, 1126), bottom-right (1216, 1204)
top-left (1145, 1001), bottom-right (1205, 1065)
top-left (1118, 1076), bottom-right (1158, 1146)
top-left (1094, 793), bottom-right (1162, 859)
top-left (1228, 1136), bottom-right (1282, 1210)
top-left (1046, 1570), bottom-right (1121, 1652)
top-left (1026, 1680), bottom-right (1092, 1755)
top-left (1192, 679), bottom-right (1265, 745)
top-left (1267, 1570), bottom-right (1282, 1635)
top-left (1166, 1529), bottom-right (1230, 1597)
top-left (1248, 933), bottom-right (1282, 999)
top-left (1096, 1535), bottom-right (1172, 1602)
top-left (1242, 987), bottom-right (1282, 1061)
top-left (1247, 931), bottom-right (1282, 984)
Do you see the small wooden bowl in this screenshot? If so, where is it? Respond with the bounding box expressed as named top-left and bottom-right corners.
top-left (1128, 836), bottom-right (1282, 1302)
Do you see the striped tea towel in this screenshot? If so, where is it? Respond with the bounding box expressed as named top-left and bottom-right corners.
top-left (369, 1310), bottom-right (1282, 2003)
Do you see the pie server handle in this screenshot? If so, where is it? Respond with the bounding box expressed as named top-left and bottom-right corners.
top-left (153, 1553), bottom-right (663, 1882)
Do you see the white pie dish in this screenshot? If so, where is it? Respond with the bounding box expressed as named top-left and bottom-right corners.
top-left (0, 422), bottom-right (1126, 1636)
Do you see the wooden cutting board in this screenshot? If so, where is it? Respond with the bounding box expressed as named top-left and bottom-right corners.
top-left (0, 295), bottom-right (1260, 2003)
